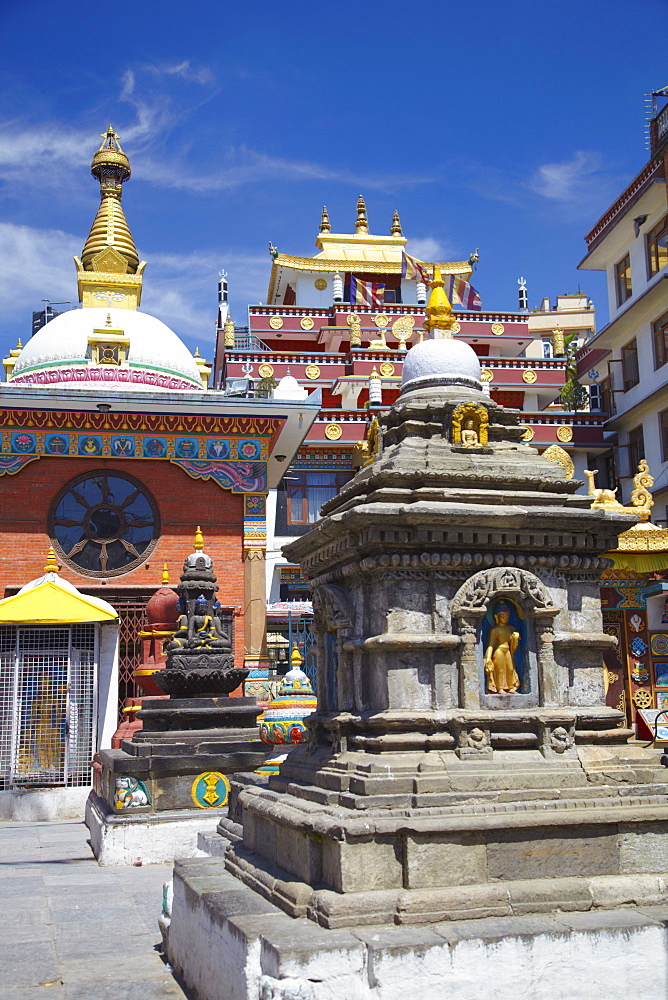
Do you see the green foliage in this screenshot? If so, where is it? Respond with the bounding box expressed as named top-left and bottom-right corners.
top-left (560, 378), bottom-right (588, 412)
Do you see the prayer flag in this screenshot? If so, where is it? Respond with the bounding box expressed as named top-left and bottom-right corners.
top-left (402, 252), bottom-right (431, 285)
top-left (446, 275), bottom-right (482, 311)
top-left (350, 276), bottom-right (386, 307)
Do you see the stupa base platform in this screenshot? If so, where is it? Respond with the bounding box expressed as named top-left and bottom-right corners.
top-left (163, 856), bottom-right (668, 1000)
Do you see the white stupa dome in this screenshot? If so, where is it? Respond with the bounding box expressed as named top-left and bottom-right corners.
top-left (273, 374), bottom-right (308, 400)
top-left (10, 307), bottom-right (203, 392)
top-left (401, 338), bottom-right (482, 394)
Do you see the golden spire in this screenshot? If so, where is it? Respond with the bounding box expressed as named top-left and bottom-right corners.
top-left (44, 547), bottom-right (59, 574)
top-left (424, 267), bottom-right (455, 337)
top-left (194, 526), bottom-right (204, 551)
top-left (319, 206), bottom-right (331, 233)
top-left (162, 563), bottom-right (170, 585)
top-left (390, 210), bottom-right (403, 236)
top-left (75, 126), bottom-right (146, 309)
top-left (355, 195), bottom-right (369, 234)
top-left (290, 646), bottom-right (304, 667)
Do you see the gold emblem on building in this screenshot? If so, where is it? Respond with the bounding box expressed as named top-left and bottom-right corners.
top-left (481, 368), bottom-right (494, 382)
top-left (541, 444), bottom-right (574, 479)
top-left (556, 425), bottom-right (573, 443)
top-left (521, 425), bottom-right (534, 442)
top-left (523, 369), bottom-right (537, 384)
top-left (491, 323), bottom-right (504, 336)
top-left (300, 317), bottom-right (315, 330)
top-left (379, 362), bottom-right (395, 377)
top-left (373, 314), bottom-right (389, 328)
top-left (451, 321), bottom-right (461, 334)
top-left (305, 365), bottom-right (320, 379)
top-left (325, 422), bottom-right (342, 440)
top-left (314, 278), bottom-right (327, 291)
top-left (391, 316), bottom-right (415, 347)
top-left (269, 316), bottom-right (283, 330)
top-left (258, 363), bottom-right (275, 379)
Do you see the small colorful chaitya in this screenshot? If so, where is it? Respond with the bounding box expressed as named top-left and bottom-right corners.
top-left (256, 649), bottom-right (317, 775)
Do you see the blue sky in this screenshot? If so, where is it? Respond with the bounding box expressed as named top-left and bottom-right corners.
top-left (0, 0), bottom-right (665, 362)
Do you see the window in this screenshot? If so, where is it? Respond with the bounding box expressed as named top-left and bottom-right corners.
top-left (600, 377), bottom-right (615, 416)
top-left (647, 215), bottom-right (668, 278)
top-left (588, 383), bottom-right (602, 410)
top-left (285, 471), bottom-right (351, 524)
top-left (628, 425), bottom-right (645, 477)
top-left (653, 311), bottom-right (668, 369)
top-left (661, 409), bottom-right (668, 463)
top-left (615, 254), bottom-right (632, 305)
top-left (49, 470), bottom-right (160, 577)
top-left (621, 338), bottom-right (639, 391)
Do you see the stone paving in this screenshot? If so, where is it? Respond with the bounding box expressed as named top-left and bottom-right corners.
top-left (0, 819), bottom-right (188, 999)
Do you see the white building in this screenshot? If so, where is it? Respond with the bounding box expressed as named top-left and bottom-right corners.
top-left (578, 88), bottom-right (668, 515)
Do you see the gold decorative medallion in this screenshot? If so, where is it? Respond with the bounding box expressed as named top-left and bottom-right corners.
top-left (541, 444), bottom-right (574, 479)
top-left (305, 365), bottom-right (320, 379)
top-left (491, 323), bottom-right (504, 336)
top-left (314, 278), bottom-right (327, 291)
top-left (258, 363), bottom-right (275, 379)
top-left (632, 689), bottom-right (652, 710)
top-left (269, 316), bottom-right (283, 330)
top-left (556, 425), bottom-right (573, 443)
top-left (391, 316), bottom-right (415, 347)
top-left (300, 317), bottom-right (315, 330)
top-left (191, 771), bottom-right (230, 809)
top-left (379, 362), bottom-right (395, 377)
top-left (521, 425), bottom-right (534, 442)
top-left (346, 313), bottom-right (359, 326)
top-left (451, 321), bottom-right (461, 334)
top-left (481, 368), bottom-right (494, 382)
top-left (523, 369), bottom-right (537, 384)
top-left (325, 422), bottom-right (342, 440)
top-left (373, 314), bottom-right (389, 329)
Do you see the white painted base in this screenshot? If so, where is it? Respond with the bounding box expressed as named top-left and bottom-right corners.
top-left (0, 785), bottom-right (90, 821)
top-left (166, 858), bottom-right (668, 1000)
top-left (85, 792), bottom-right (217, 866)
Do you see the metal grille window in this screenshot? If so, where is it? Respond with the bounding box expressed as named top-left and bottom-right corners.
top-left (0, 624), bottom-right (97, 790)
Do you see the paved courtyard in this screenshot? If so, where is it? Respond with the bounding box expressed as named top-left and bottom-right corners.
top-left (0, 819), bottom-right (187, 999)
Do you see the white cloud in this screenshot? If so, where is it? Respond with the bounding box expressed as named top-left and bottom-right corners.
top-left (529, 151), bottom-right (603, 201)
top-left (145, 61), bottom-right (214, 85)
top-left (405, 236), bottom-right (463, 262)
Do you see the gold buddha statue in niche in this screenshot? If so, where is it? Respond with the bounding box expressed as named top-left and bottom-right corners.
top-left (461, 419), bottom-right (479, 447)
top-left (484, 604), bottom-right (521, 694)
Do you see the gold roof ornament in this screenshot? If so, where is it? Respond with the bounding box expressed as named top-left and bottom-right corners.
top-left (162, 563), bottom-right (170, 585)
top-left (224, 315), bottom-right (236, 348)
top-left (319, 206), bottom-right (331, 234)
top-left (355, 195), bottom-right (369, 235)
top-left (390, 210), bottom-right (403, 236)
top-left (630, 459), bottom-right (654, 521)
top-left (43, 547), bottom-right (60, 574)
top-left (424, 267), bottom-right (455, 337)
top-left (605, 461), bottom-right (668, 573)
top-left (75, 126), bottom-right (146, 309)
top-left (194, 526), bottom-right (205, 551)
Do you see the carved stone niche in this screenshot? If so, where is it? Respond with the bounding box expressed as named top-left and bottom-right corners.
top-left (311, 584), bottom-right (355, 715)
top-left (450, 401), bottom-right (489, 448)
top-left (452, 567), bottom-right (559, 710)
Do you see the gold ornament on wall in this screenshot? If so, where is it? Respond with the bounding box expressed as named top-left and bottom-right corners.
top-left (451, 321), bottom-right (461, 334)
top-left (379, 362), bottom-right (395, 377)
top-left (258, 363), bottom-right (275, 378)
top-left (314, 278), bottom-right (327, 291)
top-left (373, 314), bottom-right (389, 329)
top-left (481, 368), bottom-right (494, 382)
top-left (391, 316), bottom-right (415, 348)
top-left (269, 316), bottom-right (283, 330)
top-left (325, 422), bottom-right (342, 440)
top-left (521, 425), bottom-right (534, 442)
top-left (541, 444), bottom-right (574, 479)
top-left (452, 402), bottom-right (488, 448)
top-left (523, 369), bottom-right (537, 384)
top-left (491, 323), bottom-right (504, 336)
top-left (632, 689), bottom-right (652, 710)
top-left (347, 313), bottom-right (362, 347)
top-left (300, 316), bottom-right (315, 330)
top-left (224, 317), bottom-right (235, 348)
top-left (305, 365), bottom-right (320, 379)
top-left (556, 425), bottom-right (573, 443)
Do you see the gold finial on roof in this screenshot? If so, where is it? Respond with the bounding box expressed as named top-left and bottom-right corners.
top-left (291, 646), bottom-right (304, 667)
top-left (425, 267), bottom-right (455, 336)
top-left (44, 547), bottom-right (59, 574)
top-left (390, 209), bottom-right (403, 236)
top-left (630, 459), bottom-right (654, 521)
top-left (319, 206), bottom-right (331, 233)
top-left (194, 346), bottom-right (200, 358)
top-left (194, 526), bottom-right (204, 551)
top-left (355, 195), bottom-right (368, 234)
top-left (162, 563), bottom-right (170, 585)
top-left (16, 338), bottom-right (22, 350)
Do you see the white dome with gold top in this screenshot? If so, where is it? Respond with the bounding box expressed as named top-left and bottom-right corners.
top-left (10, 307), bottom-right (204, 391)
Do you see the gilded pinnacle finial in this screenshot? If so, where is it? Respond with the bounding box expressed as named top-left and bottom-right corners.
top-left (194, 346), bottom-right (200, 358)
top-left (424, 267), bottom-right (454, 336)
top-left (16, 338), bottom-right (22, 350)
top-left (291, 646), bottom-right (304, 667)
top-left (355, 195), bottom-right (368, 234)
top-left (319, 206), bottom-right (331, 233)
top-left (44, 546), bottom-right (59, 574)
top-left (390, 209), bottom-right (403, 236)
top-left (194, 526), bottom-right (204, 551)
top-left (162, 563), bottom-right (170, 585)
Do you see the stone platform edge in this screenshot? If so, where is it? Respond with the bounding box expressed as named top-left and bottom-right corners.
top-left (164, 856), bottom-right (668, 1000)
